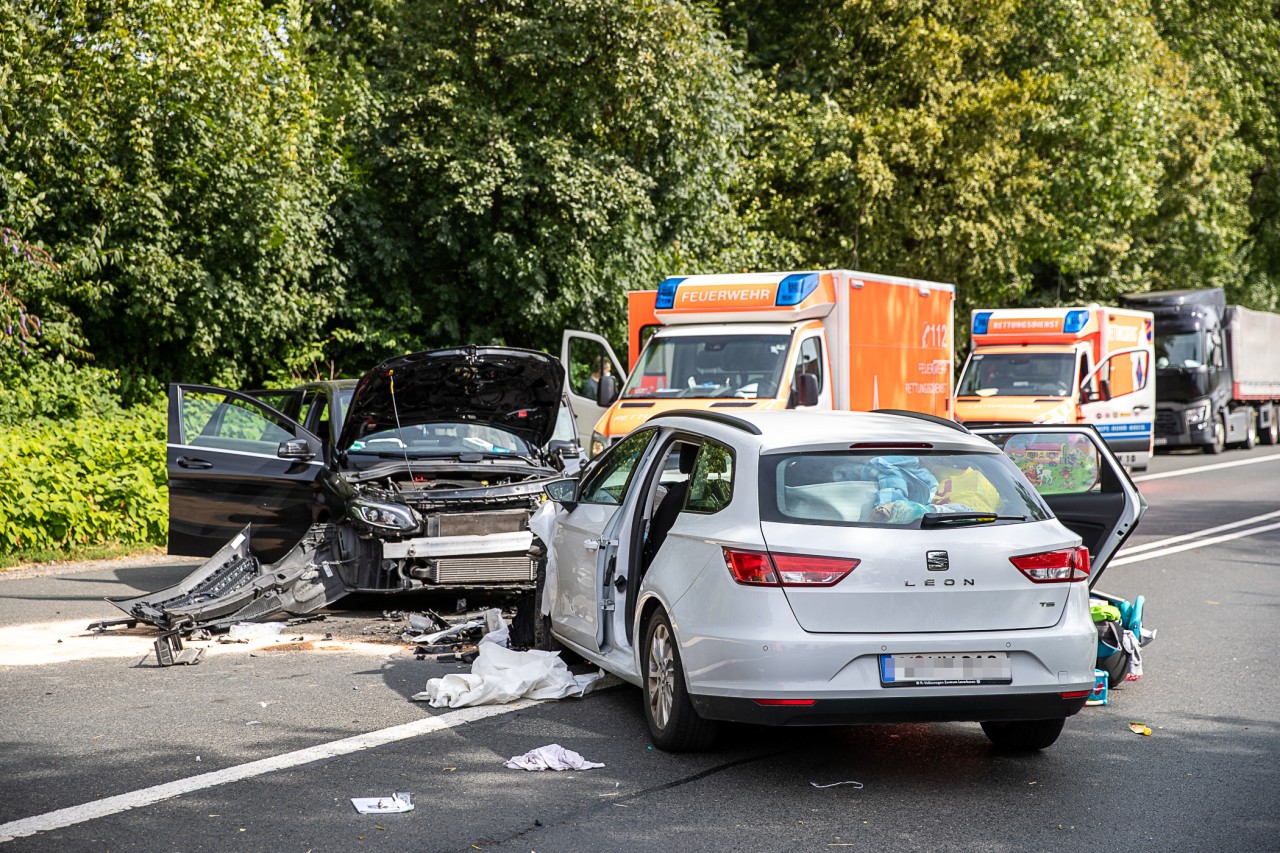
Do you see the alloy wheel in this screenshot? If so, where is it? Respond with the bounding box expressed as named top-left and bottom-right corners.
top-left (647, 622), bottom-right (675, 731)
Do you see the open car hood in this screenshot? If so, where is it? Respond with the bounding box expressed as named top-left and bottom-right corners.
top-left (337, 346), bottom-right (565, 450)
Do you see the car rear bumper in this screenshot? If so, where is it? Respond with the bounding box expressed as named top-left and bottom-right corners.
top-left (690, 691), bottom-right (1089, 726)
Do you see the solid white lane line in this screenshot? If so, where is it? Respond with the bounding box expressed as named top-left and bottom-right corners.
top-left (1131, 452), bottom-right (1280, 482)
top-left (0, 700), bottom-right (540, 843)
top-left (1117, 509), bottom-right (1280, 555)
top-left (1109, 520), bottom-right (1280, 567)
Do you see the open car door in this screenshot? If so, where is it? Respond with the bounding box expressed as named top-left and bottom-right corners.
top-left (972, 424), bottom-right (1146, 587)
top-left (561, 330), bottom-right (625, 449)
top-left (167, 384), bottom-right (326, 561)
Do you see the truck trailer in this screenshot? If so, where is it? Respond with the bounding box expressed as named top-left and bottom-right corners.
top-left (1118, 288), bottom-right (1280, 453)
top-left (561, 270), bottom-right (955, 454)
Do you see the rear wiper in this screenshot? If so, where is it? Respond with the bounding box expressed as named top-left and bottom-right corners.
top-left (920, 512), bottom-right (1027, 528)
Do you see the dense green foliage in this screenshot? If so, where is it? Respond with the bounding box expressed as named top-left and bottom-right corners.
top-left (0, 401), bottom-right (166, 553)
top-left (1, 0), bottom-right (1279, 556)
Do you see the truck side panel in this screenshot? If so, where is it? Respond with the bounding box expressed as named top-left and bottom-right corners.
top-left (840, 276), bottom-right (954, 418)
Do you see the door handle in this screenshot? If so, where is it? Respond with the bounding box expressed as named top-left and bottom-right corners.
top-left (177, 457), bottom-right (214, 470)
top-left (1132, 405), bottom-right (1150, 412)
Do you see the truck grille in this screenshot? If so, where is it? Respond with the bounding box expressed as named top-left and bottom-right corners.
top-left (1155, 409), bottom-right (1181, 437)
top-left (423, 556), bottom-right (537, 584)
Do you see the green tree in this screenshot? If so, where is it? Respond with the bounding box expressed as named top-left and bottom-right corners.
top-left (0, 0), bottom-right (340, 394)
top-left (722, 0), bottom-right (1255, 318)
top-left (312, 0), bottom-right (752, 361)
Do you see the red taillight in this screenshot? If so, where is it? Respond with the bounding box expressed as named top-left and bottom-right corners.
top-left (1060, 690), bottom-right (1091, 699)
top-left (772, 554), bottom-right (859, 586)
top-left (754, 699), bottom-right (817, 706)
top-left (722, 549), bottom-right (778, 585)
top-left (723, 549), bottom-right (858, 587)
top-left (1010, 547), bottom-right (1090, 583)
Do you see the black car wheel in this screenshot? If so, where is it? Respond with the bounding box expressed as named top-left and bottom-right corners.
top-left (643, 609), bottom-right (718, 752)
top-left (981, 718), bottom-right (1066, 752)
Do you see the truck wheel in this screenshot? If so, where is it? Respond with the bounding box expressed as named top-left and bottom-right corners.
top-left (1205, 416), bottom-right (1226, 455)
top-left (1244, 410), bottom-right (1259, 450)
top-left (1263, 406), bottom-right (1280, 446)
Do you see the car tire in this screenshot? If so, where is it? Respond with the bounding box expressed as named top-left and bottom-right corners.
top-left (1204, 415), bottom-right (1225, 454)
top-left (980, 718), bottom-right (1066, 752)
top-left (642, 609), bottom-right (718, 752)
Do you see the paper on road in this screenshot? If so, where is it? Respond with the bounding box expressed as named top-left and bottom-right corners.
top-left (504, 744), bottom-right (605, 771)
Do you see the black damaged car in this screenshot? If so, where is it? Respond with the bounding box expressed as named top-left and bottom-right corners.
top-left (111, 346), bottom-right (581, 634)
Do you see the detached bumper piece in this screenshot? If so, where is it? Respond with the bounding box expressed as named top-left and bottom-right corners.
top-left (153, 632), bottom-right (203, 666)
top-left (108, 523), bottom-right (350, 632)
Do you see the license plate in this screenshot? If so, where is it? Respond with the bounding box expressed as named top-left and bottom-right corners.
top-left (879, 652), bottom-right (1011, 687)
top-left (1153, 437), bottom-right (1168, 446)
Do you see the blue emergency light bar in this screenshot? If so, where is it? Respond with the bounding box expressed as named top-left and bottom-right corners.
top-left (655, 277), bottom-right (684, 309)
top-left (972, 311), bottom-right (993, 335)
top-left (775, 272), bottom-right (819, 307)
top-left (1063, 309), bottom-right (1090, 334)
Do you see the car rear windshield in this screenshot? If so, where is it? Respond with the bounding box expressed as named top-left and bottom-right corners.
top-left (759, 449), bottom-right (1051, 528)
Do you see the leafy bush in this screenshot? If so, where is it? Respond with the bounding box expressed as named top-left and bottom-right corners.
top-left (0, 401), bottom-right (167, 555)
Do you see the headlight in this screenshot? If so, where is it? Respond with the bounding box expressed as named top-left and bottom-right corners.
top-left (590, 430), bottom-right (609, 458)
top-left (348, 499), bottom-right (421, 533)
top-left (1185, 403), bottom-right (1210, 425)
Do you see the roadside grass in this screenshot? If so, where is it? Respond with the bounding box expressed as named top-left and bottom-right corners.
top-left (0, 542), bottom-right (166, 571)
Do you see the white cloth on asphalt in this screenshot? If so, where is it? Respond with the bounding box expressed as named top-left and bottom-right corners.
top-left (504, 744), bottom-right (605, 771)
top-left (411, 643), bottom-right (602, 708)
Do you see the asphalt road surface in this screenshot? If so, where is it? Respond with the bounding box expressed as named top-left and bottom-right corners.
top-left (1, 446), bottom-right (1277, 852)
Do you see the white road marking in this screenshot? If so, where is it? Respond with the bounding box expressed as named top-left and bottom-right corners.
top-left (1109, 520), bottom-right (1280, 567)
top-left (0, 700), bottom-right (540, 842)
top-left (1131, 452), bottom-right (1280, 482)
top-left (1117, 509), bottom-right (1280, 555)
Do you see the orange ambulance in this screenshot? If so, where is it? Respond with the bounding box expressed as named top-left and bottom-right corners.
top-left (953, 306), bottom-right (1155, 469)
top-left (562, 270), bottom-right (955, 455)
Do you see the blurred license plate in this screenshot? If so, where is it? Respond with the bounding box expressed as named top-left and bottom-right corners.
top-left (879, 652), bottom-right (1011, 687)
top-left (1154, 437), bottom-right (1168, 446)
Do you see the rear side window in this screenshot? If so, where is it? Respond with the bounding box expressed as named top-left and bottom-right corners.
top-left (759, 450), bottom-right (1051, 527)
top-left (685, 440), bottom-right (734, 513)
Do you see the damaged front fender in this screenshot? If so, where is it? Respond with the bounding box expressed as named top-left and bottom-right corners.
top-left (109, 524), bottom-right (352, 632)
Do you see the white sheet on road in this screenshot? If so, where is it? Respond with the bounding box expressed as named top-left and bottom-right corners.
top-left (412, 643), bottom-right (602, 708)
top-left (504, 744), bottom-right (605, 771)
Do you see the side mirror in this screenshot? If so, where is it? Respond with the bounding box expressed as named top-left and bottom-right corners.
top-left (277, 438), bottom-right (315, 461)
top-left (547, 439), bottom-right (578, 458)
top-left (544, 478), bottom-right (579, 507)
top-left (596, 373), bottom-right (619, 407)
top-left (792, 372), bottom-right (820, 408)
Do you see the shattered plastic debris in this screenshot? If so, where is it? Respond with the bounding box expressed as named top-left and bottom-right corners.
top-left (351, 792), bottom-right (414, 814)
top-left (503, 744), bottom-right (605, 771)
top-left (1128, 721), bottom-right (1152, 736)
top-left (402, 619), bottom-right (484, 645)
top-left (227, 622), bottom-right (285, 640)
